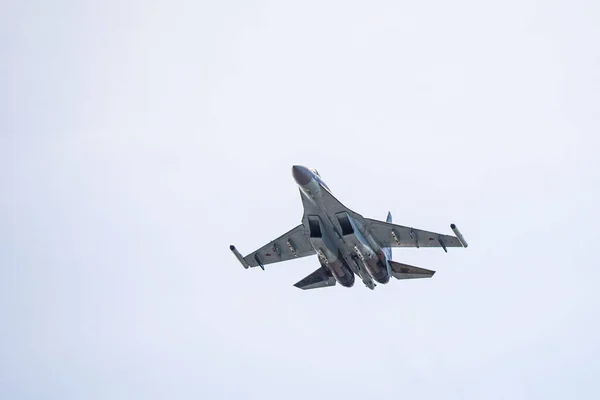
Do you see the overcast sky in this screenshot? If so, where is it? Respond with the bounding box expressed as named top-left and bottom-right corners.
top-left (2, 1), bottom-right (600, 399)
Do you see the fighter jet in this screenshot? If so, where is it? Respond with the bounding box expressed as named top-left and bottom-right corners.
top-left (230, 165), bottom-right (468, 290)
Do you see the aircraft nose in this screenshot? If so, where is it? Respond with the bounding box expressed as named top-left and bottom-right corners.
top-left (292, 165), bottom-right (312, 185)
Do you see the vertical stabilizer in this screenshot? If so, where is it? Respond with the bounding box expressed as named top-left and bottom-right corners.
top-left (383, 212), bottom-right (392, 260)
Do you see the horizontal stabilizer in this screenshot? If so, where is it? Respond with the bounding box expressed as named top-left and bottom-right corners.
top-left (294, 266), bottom-right (336, 290)
top-left (389, 260), bottom-right (435, 280)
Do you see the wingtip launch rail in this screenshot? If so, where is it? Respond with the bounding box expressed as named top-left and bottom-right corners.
top-left (229, 245), bottom-right (249, 269)
top-left (450, 224), bottom-right (468, 248)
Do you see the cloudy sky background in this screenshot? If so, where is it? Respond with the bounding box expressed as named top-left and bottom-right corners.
top-left (2, 1), bottom-right (600, 398)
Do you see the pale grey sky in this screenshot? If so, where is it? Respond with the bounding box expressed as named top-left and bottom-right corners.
top-left (2, 1), bottom-right (600, 399)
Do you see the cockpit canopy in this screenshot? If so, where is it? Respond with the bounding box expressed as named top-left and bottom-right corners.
top-left (309, 168), bottom-right (330, 192)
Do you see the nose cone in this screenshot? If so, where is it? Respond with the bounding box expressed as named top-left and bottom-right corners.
top-left (292, 165), bottom-right (312, 185)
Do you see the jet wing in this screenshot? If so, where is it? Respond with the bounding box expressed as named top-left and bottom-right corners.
top-left (235, 224), bottom-right (316, 268)
top-left (363, 219), bottom-right (464, 249)
top-left (294, 266), bottom-right (336, 290)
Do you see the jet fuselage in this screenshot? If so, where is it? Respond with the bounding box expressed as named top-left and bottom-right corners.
top-left (292, 165), bottom-right (391, 289)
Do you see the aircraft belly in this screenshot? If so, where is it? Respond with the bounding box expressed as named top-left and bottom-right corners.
top-left (307, 223), bottom-right (355, 288)
top-left (301, 187), bottom-right (391, 288)
top-left (338, 221), bottom-right (391, 285)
